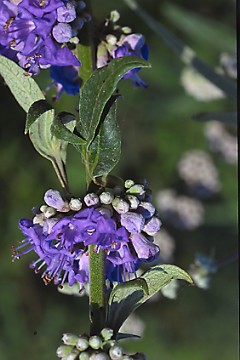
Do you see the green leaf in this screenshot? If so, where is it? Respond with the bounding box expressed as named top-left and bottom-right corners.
top-left (193, 111), bottom-right (237, 128)
top-left (51, 112), bottom-right (86, 145)
top-left (77, 56), bottom-right (151, 147)
top-left (0, 55), bottom-right (44, 112)
top-left (87, 99), bottom-right (121, 179)
top-left (106, 278), bottom-right (149, 333)
top-left (28, 107), bottom-right (69, 190)
top-left (107, 264), bottom-right (193, 332)
top-left (25, 100), bottom-right (52, 134)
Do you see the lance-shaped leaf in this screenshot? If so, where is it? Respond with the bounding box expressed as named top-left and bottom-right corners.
top-left (51, 112), bottom-right (86, 145)
top-left (87, 99), bottom-right (121, 179)
top-left (107, 264), bottom-right (193, 333)
top-left (77, 56), bottom-right (151, 147)
top-left (0, 55), bottom-right (44, 112)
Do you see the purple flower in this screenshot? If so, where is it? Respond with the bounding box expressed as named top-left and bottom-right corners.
top-left (47, 65), bottom-right (80, 99)
top-left (0, 0), bottom-right (84, 75)
top-left (13, 186), bottom-right (161, 287)
top-left (131, 233), bottom-right (160, 260)
top-left (113, 34), bottom-right (149, 88)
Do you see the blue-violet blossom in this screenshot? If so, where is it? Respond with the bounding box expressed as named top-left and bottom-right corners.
top-left (0, 0), bottom-right (89, 75)
top-left (13, 183), bottom-right (160, 288)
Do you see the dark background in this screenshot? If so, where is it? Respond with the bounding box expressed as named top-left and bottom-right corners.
top-left (0, 1), bottom-right (237, 359)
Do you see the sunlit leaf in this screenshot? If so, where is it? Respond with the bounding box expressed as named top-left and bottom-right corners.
top-left (107, 264), bottom-right (193, 333)
top-left (0, 56), bottom-right (44, 112)
top-left (77, 56), bottom-right (151, 148)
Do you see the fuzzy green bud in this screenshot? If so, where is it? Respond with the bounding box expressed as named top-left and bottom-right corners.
top-left (79, 352), bottom-right (90, 360)
top-left (109, 345), bottom-right (123, 360)
top-left (76, 336), bottom-right (89, 351)
top-left (89, 336), bottom-right (103, 350)
top-left (100, 328), bottom-right (114, 341)
top-left (66, 349), bottom-right (80, 360)
top-left (56, 345), bottom-right (74, 358)
top-left (62, 333), bottom-right (79, 346)
top-left (125, 179), bottom-right (135, 189)
top-left (106, 34), bottom-right (117, 45)
top-left (69, 198), bottom-right (82, 211)
top-left (126, 195), bottom-right (140, 210)
top-left (99, 192), bottom-right (114, 205)
top-left (91, 353), bottom-right (111, 360)
top-left (126, 185), bottom-right (145, 196)
top-left (112, 198), bottom-right (130, 214)
top-left (110, 10), bottom-right (120, 22)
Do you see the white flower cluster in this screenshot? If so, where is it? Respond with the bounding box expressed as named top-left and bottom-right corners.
top-left (156, 189), bottom-right (204, 230)
top-left (204, 121), bottom-right (237, 164)
top-left (177, 150), bottom-right (221, 197)
top-left (189, 253), bottom-right (217, 290)
top-left (180, 66), bottom-right (225, 101)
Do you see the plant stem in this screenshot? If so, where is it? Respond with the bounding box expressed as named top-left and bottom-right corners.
top-left (76, 0), bottom-right (107, 334)
top-left (89, 245), bottom-right (106, 335)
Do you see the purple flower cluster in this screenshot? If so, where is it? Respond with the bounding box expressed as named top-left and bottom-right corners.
top-left (13, 182), bottom-right (160, 288)
top-left (97, 10), bottom-right (149, 88)
top-left (0, 0), bottom-right (89, 75)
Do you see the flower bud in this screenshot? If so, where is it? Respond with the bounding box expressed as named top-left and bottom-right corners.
top-left (112, 198), bottom-right (130, 214)
top-left (89, 336), bottom-right (102, 350)
top-left (126, 195), bottom-right (140, 210)
top-left (69, 198), bottom-right (83, 211)
top-left (110, 10), bottom-right (120, 22)
top-left (109, 345), bottom-right (123, 360)
top-left (56, 345), bottom-right (74, 358)
top-left (143, 217), bottom-right (162, 235)
top-left (44, 206), bottom-right (56, 218)
top-left (99, 192), bottom-right (114, 205)
top-left (66, 349), bottom-right (80, 360)
top-left (124, 179), bottom-right (135, 189)
top-left (92, 353), bottom-right (111, 360)
top-left (79, 352), bottom-right (90, 360)
top-left (126, 185), bottom-right (145, 196)
top-left (100, 328), bottom-right (114, 341)
top-left (76, 336), bottom-right (89, 351)
top-left (106, 34), bottom-right (117, 45)
top-left (84, 193), bottom-right (100, 207)
top-left (62, 333), bottom-right (79, 346)
top-left (121, 27), bottom-right (132, 34)
top-left (137, 202), bottom-right (155, 219)
top-left (44, 189), bottom-right (70, 212)
top-left (33, 213), bottom-right (45, 226)
top-left (120, 212), bottom-right (144, 234)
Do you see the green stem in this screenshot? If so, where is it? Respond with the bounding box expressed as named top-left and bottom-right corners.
top-left (89, 245), bottom-right (106, 335)
top-left (77, 1), bottom-right (95, 85)
top-left (76, 0), bottom-right (107, 334)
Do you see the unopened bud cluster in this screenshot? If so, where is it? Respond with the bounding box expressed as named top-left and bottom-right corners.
top-left (177, 150), bottom-right (221, 198)
top-left (56, 328), bottom-right (146, 360)
top-left (156, 189), bottom-right (204, 230)
top-left (204, 121), bottom-right (237, 164)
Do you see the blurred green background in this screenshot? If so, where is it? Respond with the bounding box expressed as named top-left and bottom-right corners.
top-left (0, 1), bottom-right (237, 359)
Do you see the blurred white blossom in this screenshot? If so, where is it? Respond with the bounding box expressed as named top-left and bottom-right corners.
top-left (161, 279), bottom-right (179, 300)
top-left (204, 121), bottom-right (237, 164)
top-left (177, 150), bottom-right (221, 197)
top-left (180, 66), bottom-right (225, 101)
top-left (156, 189), bottom-right (204, 230)
top-left (220, 53), bottom-right (237, 80)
